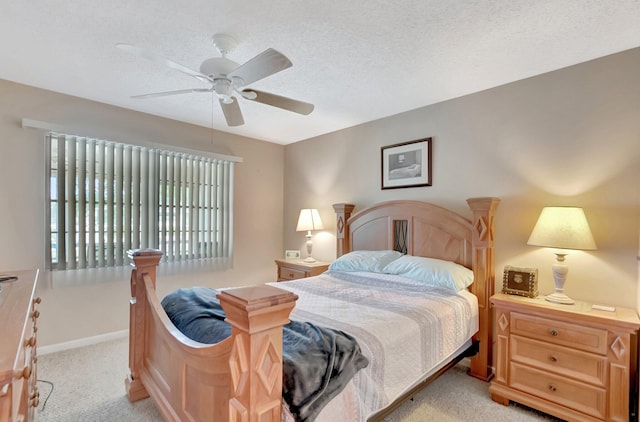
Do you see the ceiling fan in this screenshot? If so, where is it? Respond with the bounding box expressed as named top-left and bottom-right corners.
top-left (117, 33), bottom-right (314, 127)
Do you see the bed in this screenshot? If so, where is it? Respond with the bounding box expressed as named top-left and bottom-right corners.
top-left (125, 197), bottom-right (500, 421)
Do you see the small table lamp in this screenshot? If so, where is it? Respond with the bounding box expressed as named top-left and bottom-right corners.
top-left (527, 206), bottom-right (597, 304)
top-left (296, 209), bottom-right (324, 263)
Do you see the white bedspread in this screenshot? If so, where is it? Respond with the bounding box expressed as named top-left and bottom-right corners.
top-left (268, 270), bottom-right (479, 422)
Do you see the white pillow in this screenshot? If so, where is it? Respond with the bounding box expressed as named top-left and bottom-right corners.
top-left (382, 255), bottom-right (474, 292)
top-left (329, 250), bottom-right (403, 273)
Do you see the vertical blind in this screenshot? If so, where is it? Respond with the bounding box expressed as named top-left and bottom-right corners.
top-left (47, 133), bottom-right (235, 270)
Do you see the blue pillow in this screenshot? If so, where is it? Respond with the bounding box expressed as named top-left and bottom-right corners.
top-left (382, 255), bottom-right (474, 292)
top-left (329, 250), bottom-right (403, 273)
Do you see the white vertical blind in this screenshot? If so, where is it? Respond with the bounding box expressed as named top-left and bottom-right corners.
top-left (77, 138), bottom-right (87, 268)
top-left (66, 138), bottom-right (77, 269)
top-left (97, 141), bottom-right (106, 267)
top-left (87, 141), bottom-right (96, 268)
top-left (114, 144), bottom-right (124, 266)
top-left (47, 133), bottom-right (235, 270)
top-left (123, 145), bottom-right (132, 255)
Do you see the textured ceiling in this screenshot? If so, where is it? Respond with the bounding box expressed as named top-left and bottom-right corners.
top-left (2, 1), bottom-right (639, 145)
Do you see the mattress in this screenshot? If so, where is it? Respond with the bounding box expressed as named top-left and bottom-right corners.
top-left (268, 269), bottom-right (479, 421)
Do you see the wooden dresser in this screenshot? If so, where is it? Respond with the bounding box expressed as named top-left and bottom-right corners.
top-left (0, 270), bottom-right (40, 422)
top-left (490, 293), bottom-right (640, 422)
top-left (274, 259), bottom-right (330, 282)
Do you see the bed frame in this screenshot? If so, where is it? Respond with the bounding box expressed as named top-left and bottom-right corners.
top-left (125, 197), bottom-right (500, 421)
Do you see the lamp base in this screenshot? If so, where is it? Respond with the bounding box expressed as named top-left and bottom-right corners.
top-left (544, 253), bottom-right (574, 305)
top-left (302, 256), bottom-right (317, 263)
top-left (545, 292), bottom-right (575, 305)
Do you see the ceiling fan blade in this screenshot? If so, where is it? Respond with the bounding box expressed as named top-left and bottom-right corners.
top-left (117, 43), bottom-right (212, 83)
top-left (228, 48), bottom-right (292, 86)
top-left (131, 88), bottom-right (211, 99)
top-left (219, 97), bottom-right (244, 126)
top-left (242, 89), bottom-right (314, 115)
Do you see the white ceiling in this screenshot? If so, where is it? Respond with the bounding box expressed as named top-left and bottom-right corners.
top-left (2, 1), bottom-right (639, 145)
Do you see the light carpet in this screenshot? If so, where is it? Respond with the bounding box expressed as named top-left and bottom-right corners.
top-left (36, 337), bottom-right (562, 421)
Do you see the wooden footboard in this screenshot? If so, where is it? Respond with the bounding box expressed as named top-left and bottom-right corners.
top-left (125, 249), bottom-right (298, 422)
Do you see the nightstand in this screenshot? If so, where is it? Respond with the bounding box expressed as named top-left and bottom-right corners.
top-left (489, 293), bottom-right (640, 422)
top-left (274, 259), bottom-right (330, 282)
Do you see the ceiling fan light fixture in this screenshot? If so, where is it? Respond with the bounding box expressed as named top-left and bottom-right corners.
top-left (213, 78), bottom-right (233, 97)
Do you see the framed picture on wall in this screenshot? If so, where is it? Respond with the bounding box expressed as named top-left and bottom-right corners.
top-left (381, 137), bottom-right (432, 189)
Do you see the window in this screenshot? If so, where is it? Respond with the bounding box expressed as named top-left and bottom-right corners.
top-left (46, 133), bottom-right (236, 270)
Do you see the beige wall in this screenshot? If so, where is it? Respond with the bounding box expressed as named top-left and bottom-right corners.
top-left (2, 48), bottom-right (638, 348)
top-left (284, 48), bottom-right (640, 310)
top-left (0, 80), bottom-right (285, 346)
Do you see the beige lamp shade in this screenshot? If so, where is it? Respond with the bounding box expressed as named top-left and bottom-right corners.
top-left (296, 209), bottom-right (324, 232)
top-left (527, 206), bottom-right (596, 305)
top-left (527, 207), bottom-right (597, 250)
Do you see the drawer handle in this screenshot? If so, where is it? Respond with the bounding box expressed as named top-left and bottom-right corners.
top-left (548, 384), bottom-right (557, 392)
top-left (549, 329), bottom-right (559, 337)
top-left (288, 272), bottom-right (294, 278)
top-left (549, 355), bottom-right (558, 363)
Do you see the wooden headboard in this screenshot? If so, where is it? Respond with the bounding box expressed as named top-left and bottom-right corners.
top-left (333, 198), bottom-right (500, 381)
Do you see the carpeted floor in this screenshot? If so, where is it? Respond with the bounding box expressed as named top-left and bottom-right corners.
top-left (36, 337), bottom-right (563, 421)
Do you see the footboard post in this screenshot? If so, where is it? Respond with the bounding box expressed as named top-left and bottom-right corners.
top-left (125, 248), bottom-right (163, 402)
top-left (466, 198), bottom-right (500, 382)
top-left (218, 285), bottom-right (298, 422)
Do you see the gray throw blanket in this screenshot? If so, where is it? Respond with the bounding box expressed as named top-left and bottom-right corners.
top-left (161, 287), bottom-right (369, 422)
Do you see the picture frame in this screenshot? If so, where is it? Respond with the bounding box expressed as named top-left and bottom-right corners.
top-left (381, 137), bottom-right (432, 189)
top-left (502, 265), bottom-right (538, 298)
top-left (285, 250), bottom-right (301, 260)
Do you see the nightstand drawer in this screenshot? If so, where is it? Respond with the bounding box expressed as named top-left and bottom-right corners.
top-left (279, 267), bottom-right (306, 281)
top-left (511, 335), bottom-right (607, 386)
top-left (511, 311), bottom-right (607, 354)
top-left (510, 362), bottom-right (606, 419)
top-left (275, 259), bottom-right (330, 282)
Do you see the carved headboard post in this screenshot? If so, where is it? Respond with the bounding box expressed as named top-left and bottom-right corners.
top-left (466, 197), bottom-right (500, 382)
top-left (332, 203), bottom-right (355, 257)
top-left (125, 248), bottom-right (163, 402)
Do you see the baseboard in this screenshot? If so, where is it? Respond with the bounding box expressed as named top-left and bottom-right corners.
top-left (39, 330), bottom-right (128, 356)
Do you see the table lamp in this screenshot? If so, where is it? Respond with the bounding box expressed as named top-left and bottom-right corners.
top-left (527, 206), bottom-right (597, 304)
top-left (296, 209), bottom-right (324, 263)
